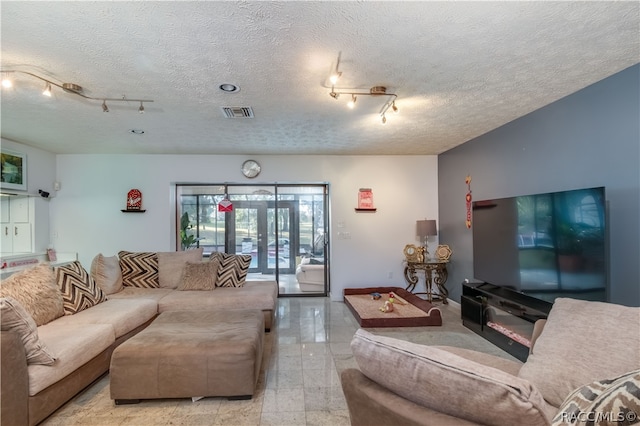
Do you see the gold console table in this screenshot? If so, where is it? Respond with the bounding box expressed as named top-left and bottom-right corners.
top-left (403, 260), bottom-right (449, 304)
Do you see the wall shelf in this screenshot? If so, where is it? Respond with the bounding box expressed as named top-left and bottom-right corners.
top-left (354, 208), bottom-right (377, 213)
top-left (121, 209), bottom-right (146, 213)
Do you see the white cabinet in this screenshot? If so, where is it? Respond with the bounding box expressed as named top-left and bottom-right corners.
top-left (0, 196), bottom-right (43, 254)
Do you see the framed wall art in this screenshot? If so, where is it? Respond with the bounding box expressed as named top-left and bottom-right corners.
top-left (1, 150), bottom-right (27, 191)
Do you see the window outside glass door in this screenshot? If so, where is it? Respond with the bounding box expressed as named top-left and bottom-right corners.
top-left (176, 184), bottom-right (328, 296)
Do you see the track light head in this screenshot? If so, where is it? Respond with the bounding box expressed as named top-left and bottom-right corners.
top-left (329, 91), bottom-right (339, 100)
top-left (329, 72), bottom-right (342, 85)
top-left (2, 73), bottom-right (13, 88)
top-left (347, 95), bottom-right (357, 109)
top-left (42, 83), bottom-right (52, 97)
top-left (392, 101), bottom-right (398, 114)
top-left (381, 114), bottom-right (387, 125)
top-left (102, 100), bottom-right (109, 113)
top-left (138, 102), bottom-right (145, 114)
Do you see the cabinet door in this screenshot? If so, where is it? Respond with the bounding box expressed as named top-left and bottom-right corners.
top-left (1, 224), bottom-right (12, 252)
top-left (10, 197), bottom-right (30, 223)
top-left (12, 223), bottom-right (32, 253)
top-left (0, 198), bottom-right (9, 223)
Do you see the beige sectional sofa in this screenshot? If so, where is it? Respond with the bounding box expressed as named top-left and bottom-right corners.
top-left (1, 249), bottom-right (277, 426)
top-left (341, 298), bottom-right (640, 426)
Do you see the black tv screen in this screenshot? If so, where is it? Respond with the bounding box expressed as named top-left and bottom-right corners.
top-left (472, 187), bottom-right (607, 303)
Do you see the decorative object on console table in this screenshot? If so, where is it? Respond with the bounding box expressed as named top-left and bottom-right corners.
top-left (0, 149), bottom-right (27, 191)
top-left (355, 187), bottom-right (376, 212)
top-left (121, 189), bottom-right (146, 212)
top-left (435, 244), bottom-right (452, 261)
top-left (403, 244), bottom-right (425, 263)
top-left (416, 219), bottom-right (437, 257)
top-left (403, 259), bottom-right (449, 304)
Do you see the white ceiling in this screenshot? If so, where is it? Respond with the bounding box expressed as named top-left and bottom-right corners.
top-left (1, 1), bottom-right (638, 155)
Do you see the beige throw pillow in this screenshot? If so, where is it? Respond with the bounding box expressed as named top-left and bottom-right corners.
top-left (177, 259), bottom-right (219, 291)
top-left (157, 248), bottom-right (204, 289)
top-left (518, 298), bottom-right (640, 407)
top-left (0, 263), bottom-right (64, 326)
top-left (351, 329), bottom-right (553, 426)
top-left (0, 297), bottom-right (57, 365)
top-left (90, 253), bottom-right (123, 295)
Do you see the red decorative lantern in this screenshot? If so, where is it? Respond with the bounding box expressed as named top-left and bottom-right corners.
top-left (126, 189), bottom-right (142, 211)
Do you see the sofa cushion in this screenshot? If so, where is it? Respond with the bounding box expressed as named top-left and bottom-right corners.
top-left (0, 263), bottom-right (64, 326)
top-left (0, 297), bottom-right (57, 365)
top-left (551, 369), bottom-right (640, 425)
top-left (518, 298), bottom-right (640, 407)
top-left (351, 329), bottom-right (554, 426)
top-left (90, 253), bottom-right (123, 295)
top-left (50, 298), bottom-right (158, 338)
top-left (158, 281), bottom-right (277, 313)
top-left (157, 248), bottom-right (204, 289)
top-left (177, 260), bottom-right (218, 291)
top-left (210, 252), bottom-right (251, 288)
top-left (55, 261), bottom-right (107, 315)
top-left (29, 323), bottom-right (114, 396)
top-left (118, 251), bottom-right (159, 288)
top-left (106, 287), bottom-right (173, 302)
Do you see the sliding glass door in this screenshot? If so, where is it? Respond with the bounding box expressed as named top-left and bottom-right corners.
top-left (176, 183), bottom-right (328, 296)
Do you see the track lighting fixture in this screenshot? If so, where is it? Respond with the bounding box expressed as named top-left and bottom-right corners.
top-left (327, 53), bottom-right (399, 123)
top-left (0, 69), bottom-right (154, 113)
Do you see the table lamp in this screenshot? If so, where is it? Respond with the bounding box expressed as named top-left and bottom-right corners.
top-left (416, 220), bottom-right (437, 258)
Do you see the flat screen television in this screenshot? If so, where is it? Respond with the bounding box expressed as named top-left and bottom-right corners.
top-left (472, 186), bottom-right (607, 304)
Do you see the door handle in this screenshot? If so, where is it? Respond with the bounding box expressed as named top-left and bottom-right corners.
top-left (4, 226), bottom-right (7, 236)
top-left (15, 226), bottom-right (18, 236)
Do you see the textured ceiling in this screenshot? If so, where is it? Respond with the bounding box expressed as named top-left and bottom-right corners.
top-left (1, 1), bottom-right (638, 155)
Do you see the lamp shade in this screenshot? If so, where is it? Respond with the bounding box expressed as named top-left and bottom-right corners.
top-left (416, 220), bottom-right (437, 237)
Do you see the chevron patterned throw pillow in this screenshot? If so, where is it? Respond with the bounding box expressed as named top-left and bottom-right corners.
top-left (118, 251), bottom-right (159, 288)
top-left (209, 252), bottom-right (251, 288)
top-left (54, 261), bottom-right (107, 315)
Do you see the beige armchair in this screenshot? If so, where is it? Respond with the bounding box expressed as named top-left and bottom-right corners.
top-left (295, 257), bottom-right (324, 292)
top-left (341, 298), bottom-right (640, 426)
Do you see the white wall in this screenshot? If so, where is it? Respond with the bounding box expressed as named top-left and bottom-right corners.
top-left (52, 154), bottom-right (438, 300)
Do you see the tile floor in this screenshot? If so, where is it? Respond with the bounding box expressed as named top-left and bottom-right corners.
top-left (41, 297), bottom-right (518, 426)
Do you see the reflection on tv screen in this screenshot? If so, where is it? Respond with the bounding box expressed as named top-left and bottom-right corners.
top-left (473, 187), bottom-right (607, 304)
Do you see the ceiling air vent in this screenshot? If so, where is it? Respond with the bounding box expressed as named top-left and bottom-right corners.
top-left (221, 106), bottom-right (254, 119)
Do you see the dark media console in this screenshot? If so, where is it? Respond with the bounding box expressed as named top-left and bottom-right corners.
top-left (461, 282), bottom-right (552, 362)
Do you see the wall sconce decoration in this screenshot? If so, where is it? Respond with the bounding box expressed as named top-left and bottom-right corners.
top-left (416, 219), bottom-right (437, 256)
top-left (328, 52), bottom-right (399, 125)
top-left (465, 175), bottom-right (473, 229)
top-left (122, 189), bottom-right (145, 213)
top-left (1, 69), bottom-right (154, 113)
top-left (355, 188), bottom-right (376, 212)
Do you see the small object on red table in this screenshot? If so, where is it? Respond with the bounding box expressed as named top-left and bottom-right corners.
top-left (371, 292), bottom-right (381, 300)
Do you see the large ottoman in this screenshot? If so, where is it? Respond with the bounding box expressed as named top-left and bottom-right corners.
top-left (110, 309), bottom-right (264, 403)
